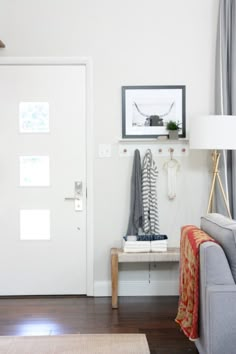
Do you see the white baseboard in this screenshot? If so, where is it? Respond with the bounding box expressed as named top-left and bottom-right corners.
top-left (94, 280), bottom-right (179, 297)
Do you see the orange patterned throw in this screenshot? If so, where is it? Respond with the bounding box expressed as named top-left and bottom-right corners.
top-left (175, 225), bottom-right (216, 340)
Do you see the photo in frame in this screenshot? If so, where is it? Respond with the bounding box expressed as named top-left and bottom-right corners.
top-left (122, 85), bottom-right (186, 138)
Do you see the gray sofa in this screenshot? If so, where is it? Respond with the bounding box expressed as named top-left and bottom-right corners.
top-left (195, 213), bottom-right (236, 354)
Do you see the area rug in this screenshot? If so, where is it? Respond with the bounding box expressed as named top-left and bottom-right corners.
top-left (0, 333), bottom-right (150, 354)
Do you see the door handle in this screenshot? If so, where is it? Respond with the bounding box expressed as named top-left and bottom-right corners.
top-left (64, 181), bottom-right (83, 211)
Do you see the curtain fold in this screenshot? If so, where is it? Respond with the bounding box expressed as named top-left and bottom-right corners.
top-left (215, 0), bottom-right (236, 218)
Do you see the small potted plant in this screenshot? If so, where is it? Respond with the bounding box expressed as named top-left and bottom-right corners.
top-left (166, 120), bottom-right (181, 140)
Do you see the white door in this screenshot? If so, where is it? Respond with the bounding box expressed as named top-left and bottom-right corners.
top-left (0, 61), bottom-right (87, 295)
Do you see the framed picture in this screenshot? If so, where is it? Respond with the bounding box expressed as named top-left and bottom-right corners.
top-left (122, 85), bottom-right (186, 138)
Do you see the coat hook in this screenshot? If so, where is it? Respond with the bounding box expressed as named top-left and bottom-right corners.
top-left (169, 148), bottom-right (174, 159)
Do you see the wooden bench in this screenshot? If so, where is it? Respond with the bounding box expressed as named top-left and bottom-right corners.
top-left (111, 247), bottom-right (180, 309)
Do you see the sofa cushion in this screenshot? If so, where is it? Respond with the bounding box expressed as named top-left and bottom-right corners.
top-left (201, 213), bottom-right (236, 282)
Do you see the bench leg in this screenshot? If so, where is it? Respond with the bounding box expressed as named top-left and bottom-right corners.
top-left (111, 250), bottom-right (118, 309)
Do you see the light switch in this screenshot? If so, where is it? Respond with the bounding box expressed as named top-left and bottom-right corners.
top-left (99, 144), bottom-right (111, 158)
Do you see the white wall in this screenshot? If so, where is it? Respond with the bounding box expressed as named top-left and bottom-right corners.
top-left (0, 0), bottom-right (218, 295)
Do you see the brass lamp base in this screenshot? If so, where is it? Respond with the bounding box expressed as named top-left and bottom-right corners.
top-left (207, 150), bottom-right (232, 218)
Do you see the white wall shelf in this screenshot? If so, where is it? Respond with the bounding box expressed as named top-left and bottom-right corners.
top-left (118, 138), bottom-right (189, 143)
top-left (118, 138), bottom-right (189, 157)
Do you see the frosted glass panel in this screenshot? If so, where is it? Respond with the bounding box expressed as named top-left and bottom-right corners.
top-left (20, 156), bottom-right (50, 187)
top-left (19, 102), bottom-right (49, 133)
top-left (20, 210), bottom-right (50, 240)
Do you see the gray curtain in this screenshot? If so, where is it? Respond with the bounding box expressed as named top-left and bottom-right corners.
top-left (215, 0), bottom-right (236, 218)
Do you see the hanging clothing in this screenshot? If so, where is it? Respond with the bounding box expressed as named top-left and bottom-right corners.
top-left (142, 149), bottom-right (159, 235)
top-left (126, 149), bottom-right (143, 236)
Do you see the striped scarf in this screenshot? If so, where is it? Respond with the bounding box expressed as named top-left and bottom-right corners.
top-left (142, 149), bottom-right (159, 235)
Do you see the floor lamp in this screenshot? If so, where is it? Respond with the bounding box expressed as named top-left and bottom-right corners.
top-left (189, 115), bottom-right (236, 219)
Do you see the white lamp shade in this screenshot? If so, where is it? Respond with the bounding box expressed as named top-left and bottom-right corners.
top-left (189, 115), bottom-right (236, 150)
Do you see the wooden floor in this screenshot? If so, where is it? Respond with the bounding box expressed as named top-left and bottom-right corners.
top-left (0, 296), bottom-right (198, 354)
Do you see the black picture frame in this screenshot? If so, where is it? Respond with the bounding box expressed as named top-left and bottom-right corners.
top-left (122, 85), bottom-right (186, 139)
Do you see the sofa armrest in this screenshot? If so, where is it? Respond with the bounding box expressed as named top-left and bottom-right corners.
top-left (196, 243), bottom-right (236, 354)
top-left (200, 241), bottom-right (235, 285)
top-left (205, 285), bottom-right (236, 354)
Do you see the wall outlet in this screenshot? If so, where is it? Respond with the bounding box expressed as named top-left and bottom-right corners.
top-left (98, 144), bottom-right (111, 158)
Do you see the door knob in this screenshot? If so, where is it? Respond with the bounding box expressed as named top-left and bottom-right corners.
top-left (64, 181), bottom-right (83, 211)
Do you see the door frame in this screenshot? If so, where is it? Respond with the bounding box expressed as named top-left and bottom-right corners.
top-left (0, 57), bottom-right (94, 296)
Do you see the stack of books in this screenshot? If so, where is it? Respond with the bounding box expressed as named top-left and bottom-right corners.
top-left (123, 235), bottom-right (168, 253)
